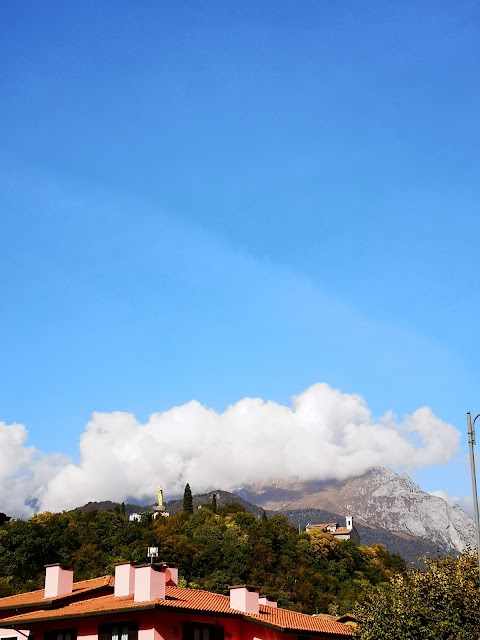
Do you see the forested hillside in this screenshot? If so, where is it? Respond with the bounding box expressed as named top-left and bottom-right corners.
top-left (0, 503), bottom-right (405, 615)
top-left (72, 493), bottom-right (445, 564)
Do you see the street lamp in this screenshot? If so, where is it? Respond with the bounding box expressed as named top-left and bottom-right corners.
top-left (466, 411), bottom-right (480, 582)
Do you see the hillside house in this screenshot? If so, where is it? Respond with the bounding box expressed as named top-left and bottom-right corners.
top-left (305, 517), bottom-right (360, 544)
top-left (129, 513), bottom-right (142, 522)
top-left (0, 563), bottom-right (352, 640)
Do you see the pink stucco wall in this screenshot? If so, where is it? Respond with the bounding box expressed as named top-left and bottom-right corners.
top-left (22, 608), bottom-right (339, 640)
top-left (76, 622), bottom-right (97, 640)
top-left (139, 628), bottom-right (162, 640)
top-left (0, 628), bottom-right (31, 640)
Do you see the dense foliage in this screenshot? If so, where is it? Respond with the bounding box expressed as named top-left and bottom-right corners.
top-left (354, 552), bottom-right (480, 639)
top-left (0, 504), bottom-right (405, 613)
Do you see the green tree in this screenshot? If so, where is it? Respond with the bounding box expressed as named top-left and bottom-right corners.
top-left (354, 552), bottom-right (480, 639)
top-left (183, 483), bottom-right (193, 514)
top-left (211, 493), bottom-right (217, 513)
top-left (217, 502), bottom-right (245, 516)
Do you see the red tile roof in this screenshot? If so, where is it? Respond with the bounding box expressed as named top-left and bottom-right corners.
top-left (0, 585), bottom-right (352, 637)
top-left (0, 576), bottom-right (114, 611)
top-left (306, 525), bottom-right (353, 537)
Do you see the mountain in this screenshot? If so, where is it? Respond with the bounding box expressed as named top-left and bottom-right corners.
top-left (75, 500), bottom-right (147, 516)
top-left (235, 467), bottom-right (475, 555)
top-left (75, 490), bottom-right (265, 518)
top-left (164, 489), bottom-right (266, 517)
top-left (279, 507), bottom-right (442, 564)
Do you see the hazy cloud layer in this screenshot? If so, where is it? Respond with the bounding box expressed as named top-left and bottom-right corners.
top-left (1, 383), bottom-right (461, 516)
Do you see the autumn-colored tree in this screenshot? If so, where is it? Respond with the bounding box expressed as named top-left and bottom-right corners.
top-left (354, 552), bottom-right (480, 639)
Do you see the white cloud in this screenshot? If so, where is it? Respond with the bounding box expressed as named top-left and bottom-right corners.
top-left (1, 383), bottom-right (462, 516)
top-left (0, 422), bottom-right (70, 518)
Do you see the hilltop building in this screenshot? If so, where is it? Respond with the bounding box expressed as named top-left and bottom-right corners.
top-left (305, 516), bottom-right (360, 544)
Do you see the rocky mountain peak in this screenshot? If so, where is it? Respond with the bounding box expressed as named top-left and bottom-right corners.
top-left (236, 467), bottom-right (474, 555)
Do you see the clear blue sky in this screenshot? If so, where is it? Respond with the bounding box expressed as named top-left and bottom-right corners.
top-left (1, 1), bottom-right (480, 510)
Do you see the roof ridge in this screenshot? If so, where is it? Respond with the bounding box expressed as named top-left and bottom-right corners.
top-left (73, 574), bottom-right (112, 585)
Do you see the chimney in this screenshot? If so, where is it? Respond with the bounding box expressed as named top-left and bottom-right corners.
top-left (159, 563), bottom-right (179, 586)
top-left (44, 564), bottom-right (74, 599)
top-left (134, 565), bottom-right (166, 602)
top-left (259, 596), bottom-right (277, 608)
top-left (346, 516), bottom-right (353, 531)
top-left (114, 563), bottom-right (135, 597)
top-left (229, 585), bottom-right (260, 614)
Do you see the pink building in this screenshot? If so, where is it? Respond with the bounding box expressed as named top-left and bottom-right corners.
top-left (0, 564), bottom-right (351, 640)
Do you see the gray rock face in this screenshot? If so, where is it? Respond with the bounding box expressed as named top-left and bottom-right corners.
top-left (336, 468), bottom-right (475, 554)
top-left (237, 467), bottom-right (475, 554)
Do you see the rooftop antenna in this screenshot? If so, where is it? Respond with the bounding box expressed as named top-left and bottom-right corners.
top-left (147, 546), bottom-right (159, 565)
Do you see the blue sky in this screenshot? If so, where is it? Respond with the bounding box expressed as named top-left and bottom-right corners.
top-left (1, 1), bottom-right (480, 514)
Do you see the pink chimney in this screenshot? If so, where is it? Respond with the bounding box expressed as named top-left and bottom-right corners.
top-left (114, 563), bottom-right (135, 597)
top-left (259, 596), bottom-right (277, 608)
top-left (44, 564), bottom-right (74, 599)
top-left (159, 563), bottom-right (178, 586)
top-left (229, 585), bottom-right (260, 614)
top-left (134, 565), bottom-right (166, 602)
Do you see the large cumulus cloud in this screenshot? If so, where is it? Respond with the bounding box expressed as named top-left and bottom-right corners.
top-left (0, 383), bottom-right (461, 516)
top-left (0, 422), bottom-right (70, 517)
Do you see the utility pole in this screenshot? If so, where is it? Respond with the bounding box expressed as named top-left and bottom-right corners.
top-left (466, 411), bottom-right (480, 583)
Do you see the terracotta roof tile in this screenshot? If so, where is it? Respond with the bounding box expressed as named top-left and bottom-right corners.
top-left (0, 586), bottom-right (352, 636)
top-left (246, 606), bottom-right (352, 635)
top-left (0, 576), bottom-right (114, 611)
